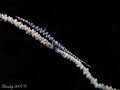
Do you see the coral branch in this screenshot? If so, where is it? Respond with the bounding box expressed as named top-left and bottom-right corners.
top-left (0, 13), bottom-right (119, 90)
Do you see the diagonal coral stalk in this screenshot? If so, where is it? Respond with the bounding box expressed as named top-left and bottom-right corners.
top-left (0, 13), bottom-right (119, 90)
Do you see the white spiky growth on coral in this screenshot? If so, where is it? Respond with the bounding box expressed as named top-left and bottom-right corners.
top-left (0, 13), bottom-right (119, 90)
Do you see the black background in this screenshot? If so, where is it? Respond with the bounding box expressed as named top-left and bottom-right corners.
top-left (0, 0), bottom-right (120, 90)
